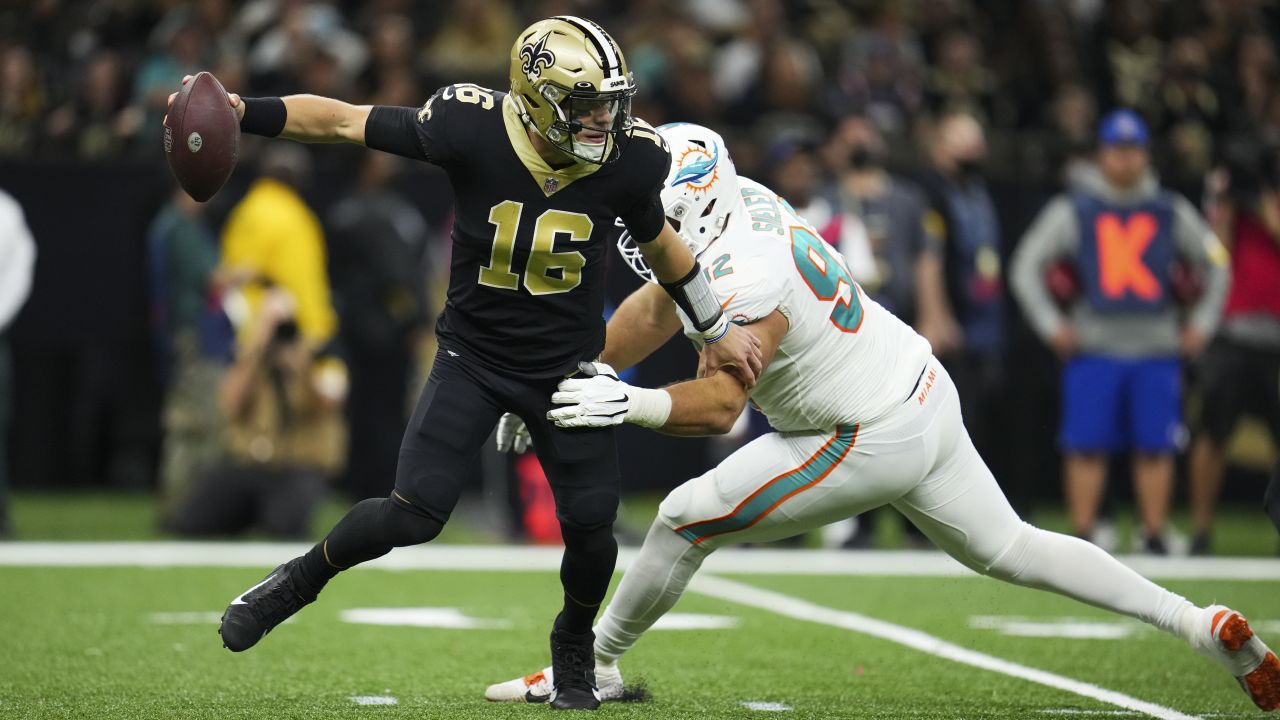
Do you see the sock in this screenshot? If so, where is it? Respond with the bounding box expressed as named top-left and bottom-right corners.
top-left (299, 496), bottom-right (443, 590)
top-left (594, 518), bottom-right (710, 663)
top-left (556, 523), bottom-right (619, 634)
top-left (985, 522), bottom-right (1195, 637)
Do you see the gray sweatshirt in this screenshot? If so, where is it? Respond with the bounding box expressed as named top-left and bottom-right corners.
top-left (1010, 166), bottom-right (1229, 357)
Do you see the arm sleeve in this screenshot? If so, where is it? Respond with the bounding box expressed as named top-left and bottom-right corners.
top-left (0, 192), bottom-right (36, 330)
top-left (1010, 196), bottom-right (1079, 341)
top-left (1172, 195), bottom-right (1230, 336)
top-left (618, 135), bottom-right (672, 243)
top-left (363, 87), bottom-right (459, 164)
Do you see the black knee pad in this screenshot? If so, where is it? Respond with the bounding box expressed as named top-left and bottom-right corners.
top-left (555, 488), bottom-right (619, 534)
top-left (364, 496), bottom-right (444, 547)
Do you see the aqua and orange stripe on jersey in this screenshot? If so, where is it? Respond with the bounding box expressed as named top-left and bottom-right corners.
top-left (673, 424), bottom-right (859, 545)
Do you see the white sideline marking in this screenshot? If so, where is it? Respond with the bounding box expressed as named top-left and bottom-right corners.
top-left (339, 607), bottom-right (509, 630)
top-left (689, 575), bottom-right (1201, 720)
top-left (1, 543), bottom-right (1277, 580)
top-left (742, 701), bottom-right (792, 711)
top-left (1040, 711), bottom-right (1139, 716)
top-left (350, 696), bottom-right (397, 706)
top-left (969, 615), bottom-right (1141, 640)
top-left (652, 613), bottom-right (739, 631)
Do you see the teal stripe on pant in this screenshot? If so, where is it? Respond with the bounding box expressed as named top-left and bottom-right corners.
top-left (675, 425), bottom-right (859, 544)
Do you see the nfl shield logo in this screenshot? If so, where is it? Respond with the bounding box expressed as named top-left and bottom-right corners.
top-left (543, 176), bottom-right (559, 194)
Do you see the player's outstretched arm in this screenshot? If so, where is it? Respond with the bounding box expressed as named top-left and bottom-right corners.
top-left (550, 311), bottom-right (786, 436)
top-left (601, 283), bottom-right (682, 373)
top-left (167, 75), bottom-right (371, 145)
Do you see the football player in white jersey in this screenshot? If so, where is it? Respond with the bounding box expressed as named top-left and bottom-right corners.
top-left (486, 123), bottom-right (1279, 712)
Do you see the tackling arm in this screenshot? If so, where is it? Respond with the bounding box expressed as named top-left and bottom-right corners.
top-left (658, 311), bottom-right (786, 435)
top-left (601, 282), bottom-right (682, 373)
top-left (549, 311), bottom-right (787, 436)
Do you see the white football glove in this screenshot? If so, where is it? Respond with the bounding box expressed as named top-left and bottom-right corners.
top-left (495, 412), bottom-right (531, 453)
top-left (548, 362), bottom-right (627, 429)
top-left (548, 362), bottom-right (672, 429)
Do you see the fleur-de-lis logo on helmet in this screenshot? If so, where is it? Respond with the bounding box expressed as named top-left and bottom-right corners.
top-left (520, 33), bottom-right (556, 83)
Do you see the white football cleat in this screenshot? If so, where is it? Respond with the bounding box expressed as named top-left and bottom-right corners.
top-left (1189, 605), bottom-right (1280, 711)
top-left (484, 667), bottom-right (553, 703)
top-left (484, 662), bottom-right (626, 703)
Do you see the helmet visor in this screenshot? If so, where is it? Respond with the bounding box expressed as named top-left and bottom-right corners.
top-left (547, 88), bottom-right (633, 164)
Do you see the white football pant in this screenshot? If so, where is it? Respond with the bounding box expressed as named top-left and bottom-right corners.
top-left (595, 359), bottom-right (1195, 663)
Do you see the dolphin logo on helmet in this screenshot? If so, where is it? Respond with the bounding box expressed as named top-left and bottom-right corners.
top-left (617, 123), bottom-right (741, 283)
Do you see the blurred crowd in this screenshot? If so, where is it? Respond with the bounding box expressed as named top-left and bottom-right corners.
top-left (1, 0), bottom-right (1279, 552)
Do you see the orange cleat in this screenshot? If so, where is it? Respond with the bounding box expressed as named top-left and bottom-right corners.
top-left (1191, 605), bottom-right (1280, 711)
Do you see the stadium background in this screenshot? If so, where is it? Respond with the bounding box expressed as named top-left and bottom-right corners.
top-left (1, 0), bottom-right (1278, 549)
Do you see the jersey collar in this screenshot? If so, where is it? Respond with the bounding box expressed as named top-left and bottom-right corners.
top-left (502, 95), bottom-right (600, 197)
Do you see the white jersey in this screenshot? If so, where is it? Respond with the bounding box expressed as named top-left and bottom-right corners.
top-left (675, 178), bottom-right (932, 432)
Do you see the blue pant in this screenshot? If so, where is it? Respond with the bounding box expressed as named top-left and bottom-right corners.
top-left (1060, 354), bottom-right (1182, 454)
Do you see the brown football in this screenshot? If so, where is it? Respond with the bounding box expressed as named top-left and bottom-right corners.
top-left (163, 71), bottom-right (239, 202)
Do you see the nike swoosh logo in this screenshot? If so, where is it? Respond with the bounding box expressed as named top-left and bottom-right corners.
top-left (525, 689), bottom-right (551, 703)
top-left (230, 573), bottom-right (277, 606)
top-left (720, 293), bottom-right (737, 310)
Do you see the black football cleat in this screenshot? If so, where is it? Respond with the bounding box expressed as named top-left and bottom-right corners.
top-left (219, 558), bottom-right (317, 652)
top-left (549, 627), bottom-right (601, 710)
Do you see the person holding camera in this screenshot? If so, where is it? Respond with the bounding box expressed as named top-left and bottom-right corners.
top-left (168, 287), bottom-right (347, 538)
top-left (1189, 145), bottom-right (1280, 554)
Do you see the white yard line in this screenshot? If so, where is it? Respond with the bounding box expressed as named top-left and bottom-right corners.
top-left (688, 574), bottom-right (1202, 720)
top-left (0, 542), bottom-right (1276, 580)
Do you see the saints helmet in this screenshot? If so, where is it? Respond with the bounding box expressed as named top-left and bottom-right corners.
top-left (618, 122), bottom-right (740, 283)
top-left (509, 16), bottom-right (635, 165)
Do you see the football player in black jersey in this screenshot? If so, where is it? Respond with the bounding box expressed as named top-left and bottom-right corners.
top-left (175, 16), bottom-right (763, 710)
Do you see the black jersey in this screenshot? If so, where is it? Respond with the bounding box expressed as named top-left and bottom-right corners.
top-left (364, 84), bottom-right (670, 378)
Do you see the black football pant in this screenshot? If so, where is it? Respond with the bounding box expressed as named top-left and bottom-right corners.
top-left (306, 346), bottom-right (620, 632)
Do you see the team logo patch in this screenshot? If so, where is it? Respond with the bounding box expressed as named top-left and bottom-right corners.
top-left (520, 33), bottom-right (556, 82)
top-left (671, 144), bottom-right (719, 194)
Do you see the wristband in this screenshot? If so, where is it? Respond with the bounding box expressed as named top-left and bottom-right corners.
top-left (626, 386), bottom-right (672, 428)
top-left (240, 97), bottom-right (287, 137)
top-left (701, 314), bottom-right (731, 344)
top-left (660, 262), bottom-right (724, 333)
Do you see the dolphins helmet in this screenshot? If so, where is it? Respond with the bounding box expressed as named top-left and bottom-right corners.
top-left (618, 122), bottom-right (740, 282)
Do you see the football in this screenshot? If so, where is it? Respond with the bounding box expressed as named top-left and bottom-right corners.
top-left (163, 71), bottom-right (239, 202)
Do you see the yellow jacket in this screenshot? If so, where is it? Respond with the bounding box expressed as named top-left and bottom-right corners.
top-left (221, 178), bottom-right (337, 343)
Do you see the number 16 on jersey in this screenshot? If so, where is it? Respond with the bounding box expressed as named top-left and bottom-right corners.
top-left (479, 200), bottom-right (594, 296)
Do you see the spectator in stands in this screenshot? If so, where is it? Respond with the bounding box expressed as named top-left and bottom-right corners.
top-left (326, 152), bottom-right (432, 501)
top-left (1011, 109), bottom-right (1230, 554)
top-left (169, 287), bottom-right (346, 538)
top-left (1189, 143), bottom-right (1280, 555)
top-left (917, 112), bottom-right (1007, 482)
top-left (828, 5), bottom-right (923, 139)
top-left (1152, 36), bottom-right (1221, 198)
top-left (221, 143), bottom-right (337, 346)
top-left (44, 49), bottom-right (135, 160)
top-left (823, 115), bottom-right (957, 342)
top-left (0, 44), bottom-right (45, 157)
top-left (921, 28), bottom-right (999, 127)
top-left (0, 187), bottom-right (36, 537)
top-left (421, 0), bottom-right (518, 89)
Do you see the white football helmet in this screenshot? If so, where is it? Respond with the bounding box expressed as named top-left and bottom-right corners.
top-left (617, 122), bottom-right (739, 283)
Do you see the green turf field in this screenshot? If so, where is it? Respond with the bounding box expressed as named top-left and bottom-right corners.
top-left (0, 553), bottom-right (1274, 719)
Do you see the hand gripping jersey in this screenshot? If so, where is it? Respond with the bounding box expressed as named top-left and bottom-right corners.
top-left (674, 178), bottom-right (933, 432)
top-left (365, 84), bottom-right (671, 378)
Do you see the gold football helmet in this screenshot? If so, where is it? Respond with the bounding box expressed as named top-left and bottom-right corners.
top-left (509, 16), bottom-right (635, 165)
